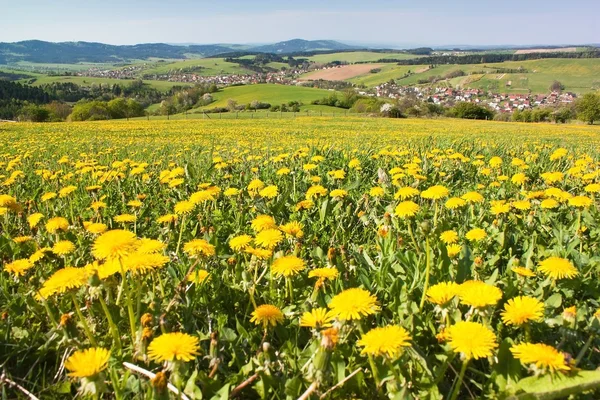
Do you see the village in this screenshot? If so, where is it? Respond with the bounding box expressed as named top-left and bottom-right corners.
top-left (77, 63), bottom-right (578, 114)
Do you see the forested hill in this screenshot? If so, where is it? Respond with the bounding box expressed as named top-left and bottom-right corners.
top-left (0, 39), bottom-right (359, 64)
top-left (0, 41), bottom-right (236, 64)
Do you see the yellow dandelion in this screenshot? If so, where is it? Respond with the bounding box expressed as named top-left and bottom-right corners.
top-left (421, 185), bottom-right (449, 200)
top-left (92, 230), bottom-right (138, 260)
top-left (251, 215), bottom-right (277, 232)
top-left (427, 282), bottom-right (459, 306)
top-left (272, 255), bottom-right (305, 277)
top-left (395, 201), bottom-right (420, 218)
top-left (174, 200), bottom-right (195, 215)
top-left (357, 325), bottom-right (411, 358)
top-left (46, 217), bottom-right (69, 234)
top-left (328, 288), bottom-right (380, 321)
top-left (52, 240), bottom-right (75, 256)
top-left (447, 321), bottom-right (497, 360)
top-left (27, 212), bottom-right (44, 228)
top-left (446, 244), bottom-right (462, 258)
top-left (445, 197), bottom-right (466, 209)
top-left (37, 267), bottom-right (89, 299)
top-left (538, 257), bottom-right (578, 280)
top-left (440, 230), bottom-right (459, 245)
top-left (300, 308), bottom-right (335, 328)
top-left (280, 221), bottom-right (304, 239)
top-left (511, 343), bottom-right (569, 373)
top-left (512, 266), bottom-right (536, 277)
top-left (501, 296), bottom-right (544, 326)
top-left (229, 234), bottom-right (253, 251)
top-left (250, 304), bottom-right (284, 328)
top-left (465, 228), bottom-right (487, 242)
top-left (188, 270), bottom-right (210, 284)
top-left (4, 258), bottom-right (34, 277)
top-left (254, 229), bottom-right (283, 249)
top-left (259, 185), bottom-right (279, 199)
top-left (64, 348), bottom-right (110, 378)
top-left (148, 332), bottom-right (200, 362)
top-left (458, 280), bottom-right (502, 308)
top-left (183, 239), bottom-right (215, 257)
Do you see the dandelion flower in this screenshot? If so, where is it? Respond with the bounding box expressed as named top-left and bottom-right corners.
top-left (309, 267), bottom-right (339, 288)
top-left (445, 197), bottom-right (466, 209)
top-left (461, 191), bottom-right (484, 203)
top-left (511, 343), bottom-right (569, 373)
top-left (447, 321), bottom-right (497, 360)
top-left (92, 230), bottom-right (138, 260)
top-left (259, 185), bottom-right (278, 199)
top-left (52, 240), bottom-right (75, 256)
top-left (501, 296), bottom-right (544, 326)
top-left (136, 238), bottom-right (166, 254)
top-left (458, 280), bottom-right (502, 308)
top-left (300, 308), bottom-right (335, 328)
top-left (123, 252), bottom-right (169, 274)
top-left (440, 230), bottom-right (459, 245)
top-left (421, 185), bottom-right (449, 200)
top-left (157, 214), bottom-right (178, 224)
top-left (330, 189), bottom-right (348, 198)
top-left (64, 348), bottom-right (110, 378)
top-left (568, 196), bottom-right (592, 208)
top-left (465, 228), bottom-right (487, 242)
top-left (27, 213), bottom-right (44, 228)
top-left (4, 259), bottom-right (34, 277)
top-left (328, 288), bottom-right (380, 321)
top-left (114, 214), bottom-right (136, 223)
top-left (272, 255), bottom-right (305, 277)
top-left (183, 239), bottom-right (215, 257)
top-left (395, 201), bottom-right (420, 218)
top-left (250, 304), bottom-right (284, 328)
top-left (37, 267), bottom-right (89, 299)
top-left (357, 325), bottom-right (411, 358)
top-left (85, 222), bottom-right (107, 234)
top-left (427, 282), bottom-right (459, 306)
top-left (446, 244), bottom-right (462, 258)
top-left (254, 229), bottom-right (283, 249)
top-left (148, 332), bottom-right (200, 362)
top-left (280, 221), bottom-right (304, 238)
top-left (538, 257), bottom-right (578, 280)
top-left (512, 267), bottom-right (536, 277)
top-left (229, 234), bottom-right (253, 251)
top-left (306, 185), bottom-right (328, 199)
top-left (188, 270), bottom-right (209, 284)
top-left (540, 199), bottom-right (559, 209)
top-left (174, 200), bottom-right (195, 215)
top-left (251, 215), bottom-right (277, 232)
top-left (395, 187), bottom-right (420, 200)
top-left (46, 217), bottom-right (69, 234)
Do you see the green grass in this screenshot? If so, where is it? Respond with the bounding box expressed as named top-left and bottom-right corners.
top-left (198, 84), bottom-right (335, 109)
top-left (305, 51), bottom-right (419, 63)
top-left (348, 64), bottom-right (416, 86)
top-left (142, 58), bottom-right (250, 76)
top-left (24, 75), bottom-right (188, 91)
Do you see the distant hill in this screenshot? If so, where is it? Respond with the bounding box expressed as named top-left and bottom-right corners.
top-left (0, 40), bottom-right (238, 64)
top-left (0, 39), bottom-right (359, 65)
top-left (250, 39), bottom-right (357, 54)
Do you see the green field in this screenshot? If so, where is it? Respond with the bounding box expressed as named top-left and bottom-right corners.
top-left (24, 75), bottom-right (188, 91)
top-left (305, 51), bottom-right (419, 63)
top-left (344, 58), bottom-right (600, 93)
top-left (198, 84), bottom-right (335, 109)
top-left (142, 58), bottom-right (251, 76)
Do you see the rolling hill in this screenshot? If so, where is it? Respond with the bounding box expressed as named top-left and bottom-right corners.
top-left (250, 39), bottom-right (357, 54)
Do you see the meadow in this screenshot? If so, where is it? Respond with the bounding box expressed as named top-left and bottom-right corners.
top-left (2, 117), bottom-right (600, 399)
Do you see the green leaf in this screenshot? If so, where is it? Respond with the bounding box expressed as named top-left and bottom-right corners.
top-left (545, 293), bottom-right (562, 309)
top-left (505, 370), bottom-right (600, 399)
top-left (493, 338), bottom-right (522, 392)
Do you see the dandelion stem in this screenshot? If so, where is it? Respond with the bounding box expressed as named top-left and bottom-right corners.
top-left (98, 294), bottom-right (122, 354)
top-left (175, 214), bottom-right (186, 255)
top-left (71, 293), bottom-right (97, 347)
top-left (449, 359), bottom-right (469, 400)
top-left (419, 237), bottom-right (431, 311)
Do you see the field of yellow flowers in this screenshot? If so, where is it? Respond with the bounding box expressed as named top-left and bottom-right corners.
top-left (2, 117), bottom-right (600, 399)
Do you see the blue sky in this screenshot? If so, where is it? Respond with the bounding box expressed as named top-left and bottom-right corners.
top-left (1, 0), bottom-right (598, 46)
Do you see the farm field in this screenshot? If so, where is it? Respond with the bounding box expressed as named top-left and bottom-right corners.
top-left (299, 64), bottom-right (385, 81)
top-left (197, 83), bottom-right (334, 109)
top-left (344, 58), bottom-right (600, 93)
top-left (305, 51), bottom-right (420, 63)
top-left (141, 58), bottom-right (252, 76)
top-left (2, 117), bottom-right (600, 399)
top-left (23, 74), bottom-right (189, 91)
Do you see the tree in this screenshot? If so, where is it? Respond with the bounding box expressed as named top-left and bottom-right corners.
top-left (70, 101), bottom-right (111, 121)
top-left (45, 101), bottom-right (72, 121)
top-left (549, 80), bottom-right (564, 93)
top-left (447, 102), bottom-right (494, 120)
top-left (575, 92), bottom-right (600, 124)
top-left (18, 104), bottom-right (50, 122)
top-left (227, 98), bottom-right (238, 112)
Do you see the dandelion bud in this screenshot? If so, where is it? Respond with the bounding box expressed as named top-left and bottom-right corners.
top-left (141, 313), bottom-right (153, 327)
top-left (262, 342), bottom-right (271, 353)
top-left (474, 257), bottom-right (483, 267)
top-left (142, 327), bottom-right (153, 341)
top-left (327, 247), bottom-right (335, 262)
top-left (151, 371), bottom-right (168, 394)
top-left (420, 221), bottom-right (431, 234)
top-left (60, 313), bottom-right (72, 327)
